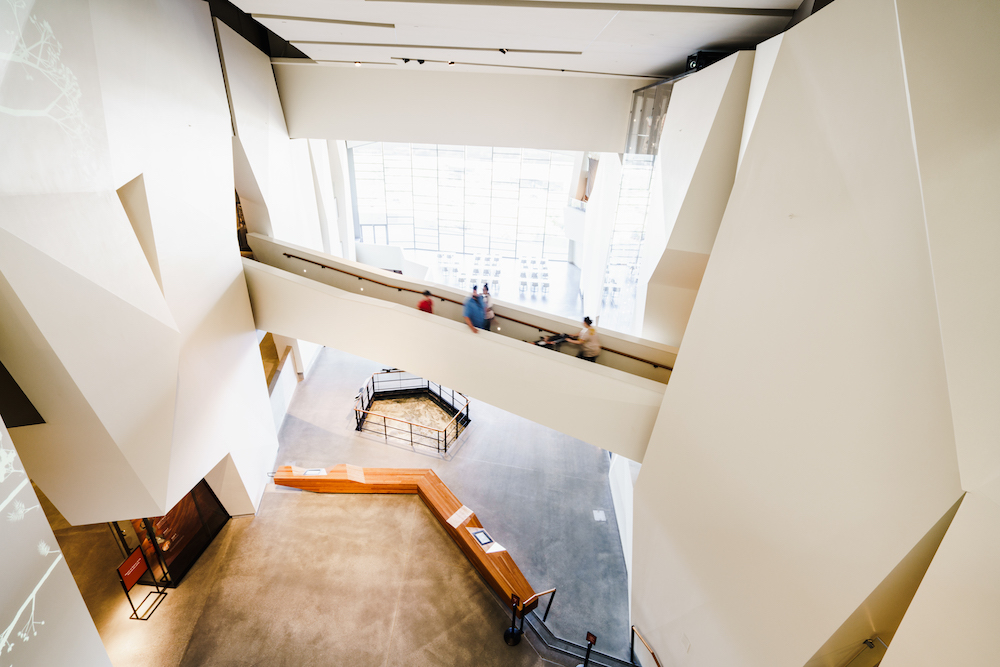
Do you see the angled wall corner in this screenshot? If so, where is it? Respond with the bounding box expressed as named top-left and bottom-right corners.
top-left (117, 173), bottom-right (164, 293)
top-left (631, 0), bottom-right (967, 664)
top-left (0, 193), bottom-right (180, 523)
top-left (0, 416), bottom-right (113, 667)
top-left (738, 33), bottom-right (785, 169)
top-left (233, 134), bottom-right (274, 237)
top-left (803, 495), bottom-right (963, 667)
top-left (216, 18), bottom-right (324, 252)
top-left (879, 492), bottom-right (1000, 666)
top-left (893, 0), bottom-right (1000, 495)
top-left (641, 51), bottom-right (754, 347)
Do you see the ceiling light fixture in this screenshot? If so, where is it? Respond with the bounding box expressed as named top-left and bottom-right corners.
top-left (403, 58), bottom-right (410, 63)
top-left (418, 59), bottom-right (425, 64)
top-left (499, 48), bottom-right (508, 54)
top-left (355, 61), bottom-right (361, 66)
top-left (448, 61), bottom-right (455, 66)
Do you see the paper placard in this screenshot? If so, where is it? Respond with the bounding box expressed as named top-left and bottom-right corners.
top-left (302, 468), bottom-right (327, 476)
top-left (447, 505), bottom-right (474, 528)
top-left (345, 464), bottom-right (366, 484)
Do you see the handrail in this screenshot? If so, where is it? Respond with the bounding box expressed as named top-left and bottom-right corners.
top-left (281, 252), bottom-right (673, 371)
top-left (630, 625), bottom-right (662, 667)
top-left (519, 587), bottom-right (557, 622)
top-left (354, 371), bottom-right (470, 452)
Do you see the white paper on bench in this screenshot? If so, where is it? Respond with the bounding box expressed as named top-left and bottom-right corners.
top-left (345, 464), bottom-right (366, 484)
top-left (447, 505), bottom-right (474, 528)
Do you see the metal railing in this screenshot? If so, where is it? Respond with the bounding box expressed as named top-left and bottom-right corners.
top-left (354, 370), bottom-right (470, 453)
top-left (630, 625), bottom-right (662, 667)
top-left (282, 252), bottom-right (673, 372)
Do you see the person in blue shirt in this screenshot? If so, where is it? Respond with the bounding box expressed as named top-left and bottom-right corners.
top-left (463, 285), bottom-right (486, 333)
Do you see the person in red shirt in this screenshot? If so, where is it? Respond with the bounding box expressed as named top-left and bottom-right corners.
top-left (417, 290), bottom-right (433, 314)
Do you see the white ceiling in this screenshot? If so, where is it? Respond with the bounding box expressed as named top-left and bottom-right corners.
top-left (231, 0), bottom-right (800, 78)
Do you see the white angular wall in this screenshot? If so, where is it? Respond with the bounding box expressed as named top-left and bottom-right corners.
top-left (216, 20), bottom-right (326, 253)
top-left (0, 0), bottom-right (279, 523)
top-left (0, 417), bottom-right (112, 666)
top-left (273, 64), bottom-right (654, 153)
top-left (631, 0), bottom-right (999, 663)
top-left (641, 51), bottom-right (754, 347)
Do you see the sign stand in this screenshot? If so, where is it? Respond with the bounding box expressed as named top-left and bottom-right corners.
top-left (504, 594), bottom-right (523, 646)
top-left (117, 547), bottom-right (167, 620)
top-left (576, 632), bottom-right (597, 667)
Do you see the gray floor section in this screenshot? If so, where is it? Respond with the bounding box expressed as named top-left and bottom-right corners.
top-left (278, 347), bottom-right (632, 660)
top-left (43, 346), bottom-right (632, 666)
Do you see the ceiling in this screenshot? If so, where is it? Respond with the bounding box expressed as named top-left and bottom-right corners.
top-left (230, 0), bottom-right (800, 78)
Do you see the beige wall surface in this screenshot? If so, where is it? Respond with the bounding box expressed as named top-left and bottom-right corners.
top-left (273, 64), bottom-right (653, 152)
top-left (630, 0), bottom-right (968, 665)
top-left (0, 418), bottom-right (112, 666)
top-left (0, 0), bottom-right (279, 522)
top-left (217, 21), bottom-right (325, 252)
top-left (879, 493), bottom-right (1000, 666)
top-left (642, 52), bottom-right (753, 346)
top-left (894, 0), bottom-right (1000, 497)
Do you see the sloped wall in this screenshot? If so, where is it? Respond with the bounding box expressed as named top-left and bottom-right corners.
top-left (641, 51), bottom-right (754, 346)
top-left (630, 0), bottom-right (976, 664)
top-left (0, 417), bottom-right (112, 666)
top-left (0, 0), bottom-right (278, 522)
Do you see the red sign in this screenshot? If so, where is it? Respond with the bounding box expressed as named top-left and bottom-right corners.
top-left (118, 549), bottom-right (147, 591)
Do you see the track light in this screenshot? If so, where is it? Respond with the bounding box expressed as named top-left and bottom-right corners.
top-left (402, 58), bottom-right (409, 63)
top-left (354, 61), bottom-right (361, 67)
top-left (417, 59), bottom-right (424, 64)
top-left (499, 48), bottom-right (508, 54)
top-left (448, 61), bottom-right (455, 66)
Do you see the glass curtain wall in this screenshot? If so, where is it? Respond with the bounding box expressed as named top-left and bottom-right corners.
top-left (349, 142), bottom-right (576, 260)
top-left (599, 154), bottom-right (658, 333)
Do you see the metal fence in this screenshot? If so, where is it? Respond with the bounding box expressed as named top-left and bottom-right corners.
top-left (354, 370), bottom-right (470, 453)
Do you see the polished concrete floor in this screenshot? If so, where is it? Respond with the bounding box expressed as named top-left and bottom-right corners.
top-left (44, 346), bottom-right (632, 666)
top-left (279, 348), bottom-right (632, 659)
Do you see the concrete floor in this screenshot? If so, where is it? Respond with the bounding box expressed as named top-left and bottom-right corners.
top-left (279, 348), bottom-right (632, 659)
top-left (44, 346), bottom-right (632, 666)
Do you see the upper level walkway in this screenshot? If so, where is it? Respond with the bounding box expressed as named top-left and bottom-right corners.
top-left (244, 233), bottom-right (676, 461)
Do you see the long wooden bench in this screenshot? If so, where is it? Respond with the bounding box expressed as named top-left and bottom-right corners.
top-left (273, 464), bottom-right (538, 615)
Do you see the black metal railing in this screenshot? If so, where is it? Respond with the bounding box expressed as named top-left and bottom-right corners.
top-left (354, 370), bottom-right (470, 453)
top-left (630, 625), bottom-right (662, 667)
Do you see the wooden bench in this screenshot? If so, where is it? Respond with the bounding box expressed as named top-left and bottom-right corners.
top-left (274, 465), bottom-right (538, 614)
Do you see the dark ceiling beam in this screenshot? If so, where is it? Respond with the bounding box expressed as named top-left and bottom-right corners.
top-left (363, 0), bottom-right (795, 17)
top-left (293, 41), bottom-right (583, 55)
top-left (251, 14), bottom-right (396, 29)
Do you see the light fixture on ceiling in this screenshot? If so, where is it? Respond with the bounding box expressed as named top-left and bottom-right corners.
top-left (402, 58), bottom-right (410, 63)
top-left (354, 61), bottom-right (361, 67)
top-left (417, 59), bottom-right (424, 64)
top-left (499, 48), bottom-right (508, 54)
top-left (448, 61), bottom-right (455, 66)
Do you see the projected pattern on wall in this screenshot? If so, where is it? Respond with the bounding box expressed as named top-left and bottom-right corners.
top-left (0, 0), bottom-right (85, 140)
top-left (0, 423), bottom-right (109, 666)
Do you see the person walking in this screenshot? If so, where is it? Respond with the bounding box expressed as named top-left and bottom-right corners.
top-left (463, 285), bottom-right (486, 333)
top-left (417, 290), bottom-right (434, 314)
top-left (482, 283), bottom-right (495, 331)
top-left (567, 316), bottom-right (600, 361)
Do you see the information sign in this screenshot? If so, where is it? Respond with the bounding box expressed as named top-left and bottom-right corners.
top-left (118, 549), bottom-right (147, 592)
